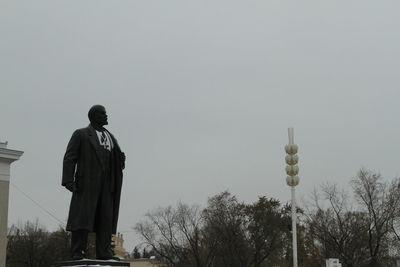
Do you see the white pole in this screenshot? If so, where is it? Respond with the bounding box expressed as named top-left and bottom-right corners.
top-left (291, 186), bottom-right (298, 267)
top-left (288, 128), bottom-right (294, 145)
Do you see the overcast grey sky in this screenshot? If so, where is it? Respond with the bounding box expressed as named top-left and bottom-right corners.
top-left (2, 0), bottom-right (400, 251)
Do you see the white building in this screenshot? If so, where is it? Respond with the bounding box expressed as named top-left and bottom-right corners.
top-left (0, 142), bottom-right (23, 267)
top-left (112, 232), bottom-right (128, 258)
top-left (123, 258), bottom-right (167, 267)
top-left (326, 258), bottom-right (342, 267)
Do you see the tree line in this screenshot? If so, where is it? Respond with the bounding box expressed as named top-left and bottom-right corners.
top-left (7, 169), bottom-right (400, 267)
top-left (6, 221), bottom-right (97, 267)
top-left (7, 221), bottom-right (70, 267)
top-left (134, 169), bottom-right (400, 267)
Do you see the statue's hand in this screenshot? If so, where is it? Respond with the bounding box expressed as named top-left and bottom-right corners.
top-left (120, 152), bottom-right (126, 169)
top-left (65, 182), bottom-right (78, 192)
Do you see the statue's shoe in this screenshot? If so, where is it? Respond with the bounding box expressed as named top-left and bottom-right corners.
top-left (71, 254), bottom-right (84, 261)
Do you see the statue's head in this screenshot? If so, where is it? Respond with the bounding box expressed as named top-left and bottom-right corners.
top-left (88, 105), bottom-right (108, 126)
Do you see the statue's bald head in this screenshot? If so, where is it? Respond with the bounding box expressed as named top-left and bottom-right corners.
top-left (88, 105), bottom-right (108, 127)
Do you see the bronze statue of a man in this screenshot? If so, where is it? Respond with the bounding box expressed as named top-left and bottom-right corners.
top-left (62, 105), bottom-right (125, 260)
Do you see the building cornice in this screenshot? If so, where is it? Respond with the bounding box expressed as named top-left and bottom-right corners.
top-left (0, 148), bottom-right (24, 162)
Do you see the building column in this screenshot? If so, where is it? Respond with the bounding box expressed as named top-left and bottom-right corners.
top-left (0, 142), bottom-right (23, 267)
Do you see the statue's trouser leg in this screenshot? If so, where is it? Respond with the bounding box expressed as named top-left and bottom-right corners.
top-left (71, 230), bottom-right (88, 257)
top-left (95, 173), bottom-right (114, 259)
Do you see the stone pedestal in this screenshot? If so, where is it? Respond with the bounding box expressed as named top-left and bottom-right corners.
top-left (56, 259), bottom-right (130, 267)
top-left (0, 142), bottom-right (23, 267)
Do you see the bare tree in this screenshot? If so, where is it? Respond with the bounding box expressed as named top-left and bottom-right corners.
top-left (305, 184), bottom-right (371, 267)
top-left (6, 220), bottom-right (71, 267)
top-left (135, 191), bottom-right (314, 267)
top-left (305, 169), bottom-right (400, 267)
top-left (202, 191), bottom-right (250, 267)
top-left (134, 202), bottom-right (213, 267)
top-left (351, 169), bottom-right (400, 266)
top-left (242, 197), bottom-right (290, 267)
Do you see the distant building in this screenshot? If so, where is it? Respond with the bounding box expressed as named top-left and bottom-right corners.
top-left (112, 232), bottom-right (127, 258)
top-left (326, 258), bottom-right (342, 267)
top-left (123, 258), bottom-right (167, 267)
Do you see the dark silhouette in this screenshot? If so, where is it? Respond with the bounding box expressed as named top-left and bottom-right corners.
top-left (62, 105), bottom-right (125, 260)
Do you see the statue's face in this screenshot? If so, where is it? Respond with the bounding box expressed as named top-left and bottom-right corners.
top-left (92, 106), bottom-right (108, 126)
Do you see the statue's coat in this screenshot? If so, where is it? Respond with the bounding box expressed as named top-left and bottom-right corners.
top-left (62, 125), bottom-right (124, 234)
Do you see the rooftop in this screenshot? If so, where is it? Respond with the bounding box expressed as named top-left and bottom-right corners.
top-left (0, 141), bottom-right (8, 149)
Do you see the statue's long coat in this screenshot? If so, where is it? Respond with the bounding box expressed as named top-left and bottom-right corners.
top-left (62, 125), bottom-right (124, 234)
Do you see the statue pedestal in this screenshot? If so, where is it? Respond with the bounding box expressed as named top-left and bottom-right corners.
top-left (56, 259), bottom-right (130, 267)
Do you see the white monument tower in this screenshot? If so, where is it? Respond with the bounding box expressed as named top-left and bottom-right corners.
top-left (285, 128), bottom-right (299, 267)
top-left (0, 141), bottom-right (23, 267)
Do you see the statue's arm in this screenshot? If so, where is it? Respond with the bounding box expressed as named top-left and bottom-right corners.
top-left (108, 131), bottom-right (126, 170)
top-left (120, 152), bottom-right (126, 170)
top-left (62, 130), bottom-right (81, 188)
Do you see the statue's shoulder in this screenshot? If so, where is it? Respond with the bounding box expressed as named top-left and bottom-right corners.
top-left (74, 127), bottom-right (86, 133)
top-left (72, 126), bottom-right (91, 137)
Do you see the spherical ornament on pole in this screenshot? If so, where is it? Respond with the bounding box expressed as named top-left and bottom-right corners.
top-left (285, 154), bottom-right (298, 165)
top-left (285, 145), bottom-right (299, 187)
top-left (286, 176), bottom-right (299, 186)
top-left (285, 144), bottom-right (298, 155)
top-left (286, 165), bottom-right (299, 177)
